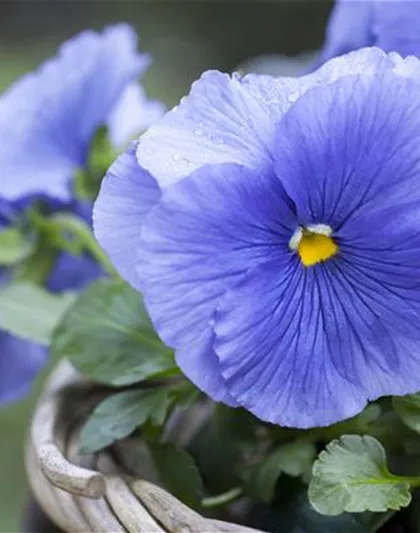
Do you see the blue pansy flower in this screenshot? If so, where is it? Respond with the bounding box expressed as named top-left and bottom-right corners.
top-left (0, 23), bottom-right (163, 405)
top-left (95, 48), bottom-right (420, 428)
top-left (315, 0), bottom-right (420, 68)
top-left (0, 23), bottom-right (163, 202)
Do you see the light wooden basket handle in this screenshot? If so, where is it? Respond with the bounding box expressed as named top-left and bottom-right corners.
top-left (25, 360), bottom-right (265, 533)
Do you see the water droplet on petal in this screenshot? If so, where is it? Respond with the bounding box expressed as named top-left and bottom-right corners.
top-left (288, 91), bottom-right (300, 103)
top-left (232, 71), bottom-right (243, 81)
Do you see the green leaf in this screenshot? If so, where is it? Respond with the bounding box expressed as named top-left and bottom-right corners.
top-left (79, 388), bottom-right (173, 454)
top-left (0, 283), bottom-right (75, 344)
top-left (0, 227), bottom-right (35, 266)
top-left (393, 393), bottom-right (420, 433)
top-left (52, 278), bottom-right (178, 385)
top-left (308, 435), bottom-right (412, 515)
top-left (244, 440), bottom-right (316, 502)
top-left (149, 441), bottom-right (204, 508)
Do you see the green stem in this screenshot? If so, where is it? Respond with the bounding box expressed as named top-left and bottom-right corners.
top-left (391, 474), bottom-right (420, 487)
top-left (201, 487), bottom-right (243, 509)
top-left (49, 214), bottom-right (117, 277)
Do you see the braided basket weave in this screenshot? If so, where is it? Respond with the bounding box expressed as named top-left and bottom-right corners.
top-left (25, 360), bottom-right (263, 533)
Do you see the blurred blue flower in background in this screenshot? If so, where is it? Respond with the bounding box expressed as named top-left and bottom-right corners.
top-left (0, 331), bottom-right (47, 405)
top-left (0, 23), bottom-right (162, 201)
top-left (315, 0), bottom-right (420, 68)
top-left (0, 24), bottom-right (164, 406)
top-left (95, 48), bottom-right (420, 428)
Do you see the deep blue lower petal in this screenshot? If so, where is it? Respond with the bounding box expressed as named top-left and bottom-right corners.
top-left (214, 250), bottom-right (420, 428)
top-left (214, 259), bottom-right (366, 428)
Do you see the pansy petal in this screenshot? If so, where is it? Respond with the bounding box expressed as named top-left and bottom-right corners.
top-left (215, 248), bottom-right (420, 428)
top-left (137, 71), bottom-right (287, 189)
top-left (138, 163), bottom-right (296, 400)
top-left (176, 329), bottom-right (237, 405)
top-left (391, 53), bottom-right (420, 82)
top-left (108, 83), bottom-right (166, 148)
top-left (0, 24), bottom-right (146, 201)
top-left (0, 332), bottom-right (47, 405)
top-left (214, 259), bottom-right (365, 428)
top-left (321, 259), bottom-right (420, 398)
top-left (93, 144), bottom-right (161, 286)
top-left (314, 46), bottom-right (396, 83)
top-left (241, 49), bottom-right (393, 119)
top-left (137, 49), bottom-right (396, 191)
top-left (274, 69), bottom-right (420, 234)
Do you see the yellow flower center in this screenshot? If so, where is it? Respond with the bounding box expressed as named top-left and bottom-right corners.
top-left (289, 225), bottom-right (338, 267)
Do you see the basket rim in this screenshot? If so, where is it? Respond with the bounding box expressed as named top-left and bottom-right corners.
top-left (26, 360), bottom-right (265, 533)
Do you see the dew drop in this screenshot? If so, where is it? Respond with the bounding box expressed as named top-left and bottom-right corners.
top-left (288, 91), bottom-right (300, 103)
top-left (232, 71), bottom-right (243, 81)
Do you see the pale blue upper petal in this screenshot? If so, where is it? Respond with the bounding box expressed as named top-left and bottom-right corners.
top-left (137, 48), bottom-right (399, 192)
top-left (137, 71), bottom-right (286, 189)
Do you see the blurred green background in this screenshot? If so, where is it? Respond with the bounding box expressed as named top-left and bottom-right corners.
top-left (0, 2), bottom-right (332, 531)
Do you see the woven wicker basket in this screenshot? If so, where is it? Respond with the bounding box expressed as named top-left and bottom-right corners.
top-left (25, 360), bottom-right (263, 533)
